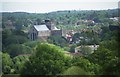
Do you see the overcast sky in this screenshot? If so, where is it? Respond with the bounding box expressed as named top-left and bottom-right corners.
top-left (1, 0), bottom-right (119, 13)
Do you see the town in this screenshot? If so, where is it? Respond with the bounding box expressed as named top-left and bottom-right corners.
top-left (1, 8), bottom-right (120, 76)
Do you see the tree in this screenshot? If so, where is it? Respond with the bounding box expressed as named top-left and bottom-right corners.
top-left (48, 36), bottom-right (68, 47)
top-left (88, 39), bottom-right (120, 75)
top-left (2, 29), bottom-right (12, 50)
top-left (2, 29), bottom-right (12, 39)
top-left (12, 55), bottom-right (30, 74)
top-left (4, 35), bottom-right (29, 46)
top-left (72, 33), bottom-right (81, 42)
top-left (21, 43), bottom-right (71, 75)
top-left (69, 44), bottom-right (77, 53)
top-left (24, 40), bottom-right (41, 48)
top-left (71, 56), bottom-right (101, 74)
top-left (12, 30), bottom-right (28, 37)
top-left (6, 44), bottom-right (33, 57)
top-left (80, 46), bottom-right (92, 56)
top-left (14, 20), bottom-right (23, 30)
top-left (63, 66), bottom-right (88, 75)
top-left (2, 53), bottom-right (13, 74)
top-left (2, 29), bottom-right (30, 52)
top-left (100, 26), bottom-right (111, 41)
top-left (36, 18), bottom-right (42, 25)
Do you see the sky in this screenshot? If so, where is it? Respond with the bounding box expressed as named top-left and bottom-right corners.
top-left (0, 0), bottom-right (120, 13)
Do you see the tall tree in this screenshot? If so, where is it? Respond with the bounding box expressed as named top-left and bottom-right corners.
top-left (21, 43), bottom-right (71, 75)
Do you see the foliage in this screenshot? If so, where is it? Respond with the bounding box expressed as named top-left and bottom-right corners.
top-left (21, 43), bottom-right (71, 75)
top-left (63, 47), bottom-right (70, 51)
top-left (12, 55), bottom-right (30, 74)
top-left (71, 56), bottom-right (101, 74)
top-left (88, 39), bottom-right (120, 75)
top-left (48, 36), bottom-right (68, 47)
top-left (72, 33), bottom-right (81, 42)
top-left (69, 44), bottom-right (77, 53)
top-left (2, 29), bottom-right (29, 51)
top-left (75, 29), bottom-right (100, 45)
top-left (24, 40), bottom-right (41, 48)
top-left (4, 35), bottom-right (29, 46)
top-left (2, 29), bottom-right (12, 39)
top-left (62, 66), bottom-right (88, 75)
top-left (79, 46), bottom-right (92, 56)
top-left (6, 44), bottom-right (33, 57)
top-left (2, 53), bottom-right (13, 74)
top-left (2, 9), bottom-right (118, 26)
top-left (100, 26), bottom-right (111, 41)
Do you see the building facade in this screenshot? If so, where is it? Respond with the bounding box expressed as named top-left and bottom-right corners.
top-left (28, 19), bottom-right (62, 41)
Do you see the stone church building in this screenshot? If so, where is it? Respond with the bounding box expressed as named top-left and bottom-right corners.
top-left (28, 20), bottom-right (63, 41)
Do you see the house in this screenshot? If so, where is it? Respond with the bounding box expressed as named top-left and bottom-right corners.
top-left (109, 17), bottom-right (119, 21)
top-left (75, 45), bottom-right (99, 54)
top-left (28, 19), bottom-right (62, 41)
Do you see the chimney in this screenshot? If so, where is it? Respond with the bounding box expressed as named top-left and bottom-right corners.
top-left (45, 19), bottom-right (54, 30)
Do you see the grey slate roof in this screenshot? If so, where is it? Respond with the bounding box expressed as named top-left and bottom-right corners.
top-left (34, 25), bottom-right (60, 31)
top-left (34, 25), bottom-right (49, 31)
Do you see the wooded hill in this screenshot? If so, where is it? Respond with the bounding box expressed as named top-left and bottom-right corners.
top-left (2, 8), bottom-right (119, 29)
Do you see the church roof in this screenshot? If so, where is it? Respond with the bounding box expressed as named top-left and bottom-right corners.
top-left (34, 25), bottom-right (49, 31)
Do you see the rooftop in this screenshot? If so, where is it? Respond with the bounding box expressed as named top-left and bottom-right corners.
top-left (34, 25), bottom-right (49, 31)
top-left (34, 25), bottom-right (60, 31)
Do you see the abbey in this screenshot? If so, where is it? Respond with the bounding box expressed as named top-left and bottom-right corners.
top-left (28, 19), bottom-right (63, 41)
